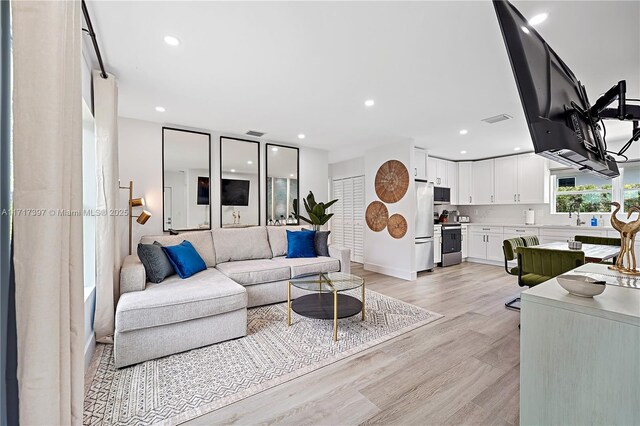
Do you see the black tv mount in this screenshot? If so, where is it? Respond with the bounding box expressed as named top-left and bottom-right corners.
top-left (590, 80), bottom-right (640, 159)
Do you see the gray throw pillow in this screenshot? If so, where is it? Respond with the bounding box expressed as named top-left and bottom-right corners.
top-left (314, 231), bottom-right (331, 257)
top-left (137, 241), bottom-right (175, 283)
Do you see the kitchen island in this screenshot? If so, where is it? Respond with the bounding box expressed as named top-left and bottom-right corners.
top-left (520, 264), bottom-right (640, 425)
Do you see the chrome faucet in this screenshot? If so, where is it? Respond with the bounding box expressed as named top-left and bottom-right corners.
top-left (568, 209), bottom-right (585, 226)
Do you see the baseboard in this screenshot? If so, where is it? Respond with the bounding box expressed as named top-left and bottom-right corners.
top-left (466, 257), bottom-right (502, 266)
top-left (364, 262), bottom-right (415, 281)
top-left (84, 333), bottom-right (95, 372)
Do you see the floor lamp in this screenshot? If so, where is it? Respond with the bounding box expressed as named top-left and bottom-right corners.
top-left (119, 180), bottom-right (151, 255)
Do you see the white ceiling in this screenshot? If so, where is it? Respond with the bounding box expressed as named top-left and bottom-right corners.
top-left (89, 1), bottom-right (640, 163)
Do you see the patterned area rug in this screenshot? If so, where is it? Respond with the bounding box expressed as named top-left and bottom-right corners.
top-left (84, 289), bottom-right (442, 425)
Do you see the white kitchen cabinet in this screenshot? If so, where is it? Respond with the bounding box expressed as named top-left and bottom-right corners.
top-left (434, 226), bottom-right (442, 264)
top-left (494, 156), bottom-right (518, 204)
top-left (468, 226), bottom-right (504, 261)
top-left (517, 153), bottom-right (549, 204)
top-left (472, 159), bottom-right (495, 204)
top-left (539, 227), bottom-right (604, 245)
top-left (461, 226), bottom-right (468, 259)
top-left (427, 157), bottom-right (452, 187)
top-left (414, 148), bottom-right (427, 180)
top-left (503, 226), bottom-right (540, 240)
top-left (448, 161), bottom-right (458, 205)
top-left (458, 162), bottom-right (473, 205)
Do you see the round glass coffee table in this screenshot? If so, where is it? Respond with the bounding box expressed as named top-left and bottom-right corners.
top-left (287, 272), bottom-right (365, 342)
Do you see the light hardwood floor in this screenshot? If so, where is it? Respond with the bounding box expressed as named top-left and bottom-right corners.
top-left (185, 262), bottom-right (522, 425)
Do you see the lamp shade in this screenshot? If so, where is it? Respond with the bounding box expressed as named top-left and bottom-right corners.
top-left (136, 210), bottom-right (152, 225)
top-left (131, 197), bottom-right (145, 207)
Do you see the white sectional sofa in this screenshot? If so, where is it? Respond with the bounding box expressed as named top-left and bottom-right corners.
top-left (115, 226), bottom-right (350, 368)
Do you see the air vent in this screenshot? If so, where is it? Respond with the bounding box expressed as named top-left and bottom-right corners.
top-left (481, 114), bottom-right (512, 124)
top-left (246, 130), bottom-right (265, 137)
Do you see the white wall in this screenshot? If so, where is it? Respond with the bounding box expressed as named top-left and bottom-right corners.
top-left (364, 140), bottom-right (416, 280)
top-left (329, 157), bottom-right (365, 180)
top-left (118, 117), bottom-right (329, 260)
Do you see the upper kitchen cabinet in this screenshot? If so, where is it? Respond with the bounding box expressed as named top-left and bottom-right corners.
top-left (495, 153), bottom-right (549, 204)
top-left (414, 148), bottom-right (428, 180)
top-left (447, 161), bottom-right (458, 204)
top-left (516, 153), bottom-right (549, 204)
top-left (458, 162), bottom-right (473, 205)
top-left (427, 157), bottom-right (450, 187)
top-left (472, 159), bottom-right (495, 204)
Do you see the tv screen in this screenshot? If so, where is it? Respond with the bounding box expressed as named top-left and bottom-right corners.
top-left (197, 176), bottom-right (209, 205)
top-left (493, 1), bottom-right (619, 178)
top-left (221, 179), bottom-right (250, 206)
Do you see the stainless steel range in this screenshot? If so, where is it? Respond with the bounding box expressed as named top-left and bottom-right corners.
top-left (440, 223), bottom-right (462, 267)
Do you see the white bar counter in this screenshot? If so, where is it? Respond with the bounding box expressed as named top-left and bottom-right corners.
top-left (520, 264), bottom-right (640, 425)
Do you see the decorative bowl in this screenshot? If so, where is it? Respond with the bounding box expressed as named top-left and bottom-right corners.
top-left (557, 274), bottom-right (606, 297)
top-left (567, 240), bottom-right (583, 250)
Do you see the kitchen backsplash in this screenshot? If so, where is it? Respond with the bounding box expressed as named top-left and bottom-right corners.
top-left (456, 204), bottom-right (616, 226)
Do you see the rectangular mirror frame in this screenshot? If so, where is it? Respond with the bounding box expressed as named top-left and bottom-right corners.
top-left (162, 126), bottom-right (212, 232)
top-left (219, 136), bottom-right (261, 227)
top-left (265, 143), bottom-right (300, 225)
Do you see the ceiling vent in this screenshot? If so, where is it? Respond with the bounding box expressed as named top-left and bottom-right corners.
top-left (246, 130), bottom-right (265, 137)
top-left (481, 114), bottom-right (512, 124)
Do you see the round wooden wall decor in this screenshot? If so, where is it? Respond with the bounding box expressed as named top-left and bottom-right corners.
top-left (387, 214), bottom-right (408, 239)
top-left (375, 160), bottom-right (409, 203)
top-left (365, 201), bottom-right (389, 232)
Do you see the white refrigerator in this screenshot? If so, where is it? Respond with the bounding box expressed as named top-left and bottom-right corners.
top-left (415, 180), bottom-right (435, 271)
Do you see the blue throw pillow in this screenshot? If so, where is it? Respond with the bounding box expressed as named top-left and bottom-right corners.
top-left (286, 230), bottom-right (317, 258)
top-left (161, 240), bottom-right (207, 279)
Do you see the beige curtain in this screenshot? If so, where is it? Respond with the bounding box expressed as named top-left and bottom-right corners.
top-left (11, 1), bottom-right (83, 424)
top-left (93, 70), bottom-right (121, 343)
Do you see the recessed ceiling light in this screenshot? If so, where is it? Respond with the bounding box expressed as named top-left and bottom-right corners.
top-left (290, 174), bottom-right (295, 177)
top-left (528, 13), bottom-right (548, 26)
top-left (521, 26), bottom-right (530, 34)
top-left (230, 169), bottom-right (236, 173)
top-left (247, 160), bottom-right (253, 165)
top-left (459, 129), bottom-right (468, 135)
top-left (364, 99), bottom-right (375, 107)
top-left (460, 150), bottom-right (467, 154)
top-left (155, 106), bottom-right (166, 112)
top-left (164, 35), bottom-right (180, 46)
top-left (271, 147), bottom-right (278, 152)
top-left (514, 147), bottom-right (521, 151)
top-left (298, 134), bottom-right (305, 139)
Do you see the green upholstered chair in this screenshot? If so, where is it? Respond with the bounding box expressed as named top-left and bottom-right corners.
top-left (520, 235), bottom-right (540, 247)
top-left (574, 235), bottom-right (621, 246)
top-left (516, 247), bottom-right (585, 288)
top-left (503, 238), bottom-right (526, 310)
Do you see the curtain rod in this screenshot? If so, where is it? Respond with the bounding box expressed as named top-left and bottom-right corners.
top-left (81, 0), bottom-right (108, 79)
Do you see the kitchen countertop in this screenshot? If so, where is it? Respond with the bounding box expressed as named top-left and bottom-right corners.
top-left (464, 222), bottom-right (616, 231)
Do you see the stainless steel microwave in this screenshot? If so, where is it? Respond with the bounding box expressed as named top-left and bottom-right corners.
top-left (434, 187), bottom-right (450, 204)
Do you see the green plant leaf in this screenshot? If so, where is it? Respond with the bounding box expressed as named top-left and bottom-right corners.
top-left (308, 212), bottom-right (321, 224)
top-left (323, 199), bottom-right (338, 209)
top-left (319, 213), bottom-right (334, 225)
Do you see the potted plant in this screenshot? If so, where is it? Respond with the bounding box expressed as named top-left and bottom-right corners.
top-left (292, 191), bottom-right (338, 231)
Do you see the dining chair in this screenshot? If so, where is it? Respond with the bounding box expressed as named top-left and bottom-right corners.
top-left (503, 238), bottom-right (526, 310)
top-left (574, 235), bottom-right (621, 264)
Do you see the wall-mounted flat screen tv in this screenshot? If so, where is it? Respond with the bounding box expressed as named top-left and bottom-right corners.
top-left (221, 178), bottom-right (250, 206)
top-left (197, 176), bottom-right (209, 205)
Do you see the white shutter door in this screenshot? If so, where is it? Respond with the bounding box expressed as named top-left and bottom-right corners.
top-left (331, 179), bottom-right (344, 246)
top-left (342, 178), bottom-right (354, 253)
top-left (352, 176), bottom-right (365, 263)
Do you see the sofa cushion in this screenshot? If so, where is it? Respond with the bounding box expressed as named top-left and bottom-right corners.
top-left (216, 259), bottom-right (291, 286)
top-left (115, 268), bottom-right (246, 332)
top-left (286, 230), bottom-right (317, 258)
top-left (212, 227), bottom-right (273, 263)
top-left (161, 240), bottom-right (207, 279)
top-left (266, 226), bottom-right (305, 257)
top-left (140, 231), bottom-right (216, 268)
top-left (272, 256), bottom-right (340, 278)
top-left (302, 229), bottom-right (331, 257)
top-left (137, 242), bottom-right (175, 283)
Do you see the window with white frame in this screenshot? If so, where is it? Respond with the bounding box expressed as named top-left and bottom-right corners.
top-left (551, 162), bottom-right (640, 214)
top-left (622, 163), bottom-right (640, 212)
top-left (552, 170), bottom-right (613, 213)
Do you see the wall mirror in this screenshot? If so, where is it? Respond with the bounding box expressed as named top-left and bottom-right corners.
top-left (220, 137), bottom-right (260, 227)
top-left (162, 127), bottom-right (211, 232)
top-left (266, 143), bottom-right (299, 225)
